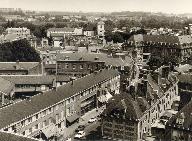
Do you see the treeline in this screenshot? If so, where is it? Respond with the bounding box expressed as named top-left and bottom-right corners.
top-left (0, 39), bottom-right (40, 62)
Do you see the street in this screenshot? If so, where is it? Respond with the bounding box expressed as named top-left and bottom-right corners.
top-left (73, 120), bottom-right (101, 141)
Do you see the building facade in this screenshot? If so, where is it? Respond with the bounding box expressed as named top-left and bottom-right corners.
top-left (123, 34), bottom-right (192, 64)
top-left (0, 62), bottom-right (42, 75)
top-left (0, 69), bottom-right (120, 140)
top-left (102, 66), bottom-right (179, 140)
top-left (165, 100), bottom-right (192, 141)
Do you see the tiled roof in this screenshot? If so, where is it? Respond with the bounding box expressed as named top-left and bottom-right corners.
top-left (0, 69), bottom-right (119, 129)
top-left (0, 62), bottom-right (40, 71)
top-left (104, 93), bottom-right (149, 120)
top-left (1, 75), bottom-right (55, 85)
top-left (37, 47), bottom-right (63, 52)
top-left (47, 28), bottom-right (75, 32)
top-left (128, 34), bottom-right (192, 49)
top-left (50, 33), bottom-right (64, 37)
top-left (174, 64), bottom-right (192, 73)
top-left (0, 77), bottom-right (14, 94)
top-left (166, 100), bottom-right (192, 131)
top-left (178, 74), bottom-right (192, 84)
top-left (44, 64), bottom-right (56, 69)
top-left (56, 75), bottom-right (71, 82)
top-left (57, 53), bottom-right (133, 67)
top-left (0, 131), bottom-right (39, 141)
top-left (0, 34), bottom-right (31, 42)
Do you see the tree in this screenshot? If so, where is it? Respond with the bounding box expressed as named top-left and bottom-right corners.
top-left (0, 39), bottom-right (40, 62)
top-left (113, 32), bottom-right (124, 43)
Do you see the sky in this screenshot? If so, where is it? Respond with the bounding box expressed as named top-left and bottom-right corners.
top-left (1, 0), bottom-right (192, 14)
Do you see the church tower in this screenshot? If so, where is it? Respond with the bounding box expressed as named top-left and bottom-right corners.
top-left (97, 21), bottom-right (105, 44)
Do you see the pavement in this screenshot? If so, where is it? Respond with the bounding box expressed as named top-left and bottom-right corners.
top-left (58, 105), bottom-right (106, 141)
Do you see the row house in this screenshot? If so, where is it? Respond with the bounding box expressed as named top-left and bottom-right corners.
top-left (102, 66), bottom-right (179, 140)
top-left (165, 100), bottom-right (192, 141)
top-left (1, 75), bottom-right (56, 94)
top-left (177, 74), bottom-right (192, 110)
top-left (6, 27), bottom-right (30, 36)
top-left (0, 62), bottom-right (42, 75)
top-left (0, 77), bottom-right (15, 106)
top-left (56, 53), bottom-right (132, 77)
top-left (123, 34), bottom-right (192, 64)
top-left (0, 131), bottom-right (38, 141)
top-left (47, 28), bottom-right (76, 38)
top-left (0, 69), bottom-right (120, 140)
top-left (0, 75), bottom-right (71, 99)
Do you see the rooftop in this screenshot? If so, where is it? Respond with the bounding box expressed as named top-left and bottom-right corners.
top-left (0, 77), bottom-right (14, 94)
top-left (103, 93), bottom-right (150, 120)
top-left (166, 100), bottom-right (192, 131)
top-left (127, 34), bottom-right (192, 49)
top-left (47, 27), bottom-right (75, 32)
top-left (0, 69), bottom-right (119, 129)
top-left (0, 62), bottom-right (40, 71)
top-left (1, 75), bottom-right (55, 85)
top-left (178, 74), bottom-right (192, 84)
top-left (57, 53), bottom-right (133, 67)
top-left (0, 131), bottom-right (39, 141)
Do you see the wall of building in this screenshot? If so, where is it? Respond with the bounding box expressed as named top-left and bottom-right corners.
top-left (102, 120), bottom-right (138, 140)
top-left (57, 61), bottom-right (105, 76)
top-left (1, 73), bottom-right (120, 139)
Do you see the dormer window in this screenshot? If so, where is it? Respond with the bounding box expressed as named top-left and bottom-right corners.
top-left (176, 112), bottom-right (185, 125)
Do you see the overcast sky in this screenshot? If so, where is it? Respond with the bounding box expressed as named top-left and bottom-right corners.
top-left (1, 0), bottom-right (192, 14)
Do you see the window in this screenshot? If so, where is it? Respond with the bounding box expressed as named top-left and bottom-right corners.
top-left (48, 108), bottom-right (52, 113)
top-left (56, 114), bottom-right (59, 122)
top-left (80, 64), bottom-right (83, 69)
top-left (65, 63), bottom-right (69, 69)
top-left (29, 128), bottom-right (32, 133)
top-left (66, 99), bottom-right (70, 104)
top-left (43, 120), bottom-right (46, 127)
top-left (35, 124), bottom-right (38, 130)
top-left (36, 114), bottom-right (39, 120)
top-left (21, 121), bottom-right (25, 126)
top-left (55, 105), bottom-right (59, 110)
top-left (71, 97), bottom-right (75, 102)
top-left (28, 117), bottom-right (32, 123)
top-left (72, 64), bottom-right (76, 69)
top-left (42, 110), bottom-right (46, 116)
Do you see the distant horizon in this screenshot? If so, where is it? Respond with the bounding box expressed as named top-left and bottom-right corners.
top-left (1, 7), bottom-right (192, 16)
top-left (1, 0), bottom-right (192, 15)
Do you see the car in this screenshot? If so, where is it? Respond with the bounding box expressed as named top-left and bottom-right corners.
top-left (75, 125), bottom-right (85, 132)
top-left (88, 117), bottom-right (97, 123)
top-left (66, 138), bottom-right (72, 141)
top-left (74, 131), bottom-right (86, 139)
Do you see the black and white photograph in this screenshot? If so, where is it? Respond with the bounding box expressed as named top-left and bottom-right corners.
top-left (0, 0), bottom-right (191, 140)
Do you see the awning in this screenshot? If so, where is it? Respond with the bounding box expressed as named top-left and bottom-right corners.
top-left (66, 113), bottom-right (79, 123)
top-left (98, 92), bottom-right (113, 103)
top-left (98, 95), bottom-right (107, 103)
top-left (42, 124), bottom-right (56, 138)
top-left (106, 92), bottom-right (113, 101)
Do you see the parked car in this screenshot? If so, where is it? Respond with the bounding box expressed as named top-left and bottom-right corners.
top-left (88, 117), bottom-right (97, 123)
top-left (66, 138), bottom-right (72, 141)
top-left (75, 125), bottom-right (85, 132)
top-left (74, 131), bottom-right (86, 139)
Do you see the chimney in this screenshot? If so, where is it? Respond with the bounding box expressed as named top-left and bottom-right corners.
top-left (52, 78), bottom-right (57, 91)
top-left (15, 60), bottom-right (20, 70)
top-left (152, 70), bottom-right (161, 84)
top-left (70, 77), bottom-right (76, 85)
top-left (94, 56), bottom-right (99, 61)
top-left (1, 93), bottom-right (4, 106)
top-left (141, 76), bottom-right (148, 98)
top-left (161, 66), bottom-right (170, 79)
top-left (129, 85), bottom-right (136, 100)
